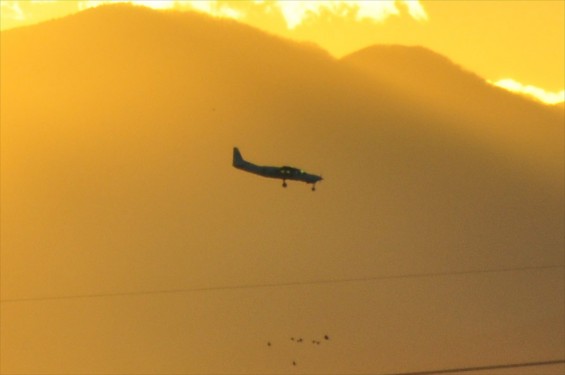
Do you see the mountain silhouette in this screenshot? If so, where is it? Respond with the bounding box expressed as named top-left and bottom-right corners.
top-left (1, 5), bottom-right (563, 374)
top-left (342, 45), bottom-right (564, 179)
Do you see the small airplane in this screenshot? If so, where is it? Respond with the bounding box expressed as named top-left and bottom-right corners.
top-left (233, 147), bottom-right (323, 191)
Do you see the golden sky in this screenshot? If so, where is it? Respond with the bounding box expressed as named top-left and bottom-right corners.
top-left (1, 0), bottom-right (564, 104)
top-left (1, 2), bottom-right (564, 373)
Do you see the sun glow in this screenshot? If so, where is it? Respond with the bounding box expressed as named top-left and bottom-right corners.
top-left (0, 1), bottom-right (25, 21)
top-left (263, 0), bottom-right (428, 29)
top-left (79, 0), bottom-right (244, 19)
top-left (489, 78), bottom-right (565, 105)
top-left (80, 0), bottom-right (174, 10)
top-left (75, 0), bottom-right (428, 28)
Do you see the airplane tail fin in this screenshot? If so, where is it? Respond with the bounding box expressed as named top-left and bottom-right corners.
top-left (233, 147), bottom-right (245, 167)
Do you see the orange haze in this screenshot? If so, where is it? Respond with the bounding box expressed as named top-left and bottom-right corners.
top-left (1, 5), bottom-right (564, 374)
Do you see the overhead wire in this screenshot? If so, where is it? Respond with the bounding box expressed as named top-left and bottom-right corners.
top-left (378, 359), bottom-right (565, 375)
top-left (32, 359), bottom-right (563, 375)
top-left (1, 264), bottom-right (562, 304)
top-left (1, 265), bottom-right (563, 375)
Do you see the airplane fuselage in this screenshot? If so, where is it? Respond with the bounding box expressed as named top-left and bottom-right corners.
top-left (233, 147), bottom-right (323, 190)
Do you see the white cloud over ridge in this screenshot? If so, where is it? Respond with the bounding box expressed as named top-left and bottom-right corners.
top-left (0, 1), bottom-right (25, 21)
top-left (270, 0), bottom-right (428, 29)
top-left (489, 78), bottom-right (565, 105)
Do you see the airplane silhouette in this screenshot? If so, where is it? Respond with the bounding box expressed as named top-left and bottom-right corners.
top-left (233, 147), bottom-right (323, 191)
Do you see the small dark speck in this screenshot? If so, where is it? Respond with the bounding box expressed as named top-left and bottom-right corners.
top-left (292, 361), bottom-right (297, 366)
top-left (267, 342), bottom-right (271, 346)
top-left (324, 335), bottom-right (330, 340)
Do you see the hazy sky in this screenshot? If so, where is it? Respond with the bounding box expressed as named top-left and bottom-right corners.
top-left (1, 2), bottom-right (564, 374)
top-left (1, 0), bottom-right (564, 103)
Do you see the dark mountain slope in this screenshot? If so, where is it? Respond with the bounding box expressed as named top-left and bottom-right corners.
top-left (1, 5), bottom-right (563, 374)
top-left (342, 45), bottom-right (564, 181)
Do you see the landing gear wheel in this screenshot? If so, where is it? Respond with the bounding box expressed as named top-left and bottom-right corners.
top-left (282, 181), bottom-right (287, 188)
top-left (312, 185), bottom-right (316, 191)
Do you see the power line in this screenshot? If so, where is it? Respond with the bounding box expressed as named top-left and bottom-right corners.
top-left (379, 359), bottom-right (565, 375)
top-left (1, 360), bottom-right (559, 375)
top-left (1, 264), bottom-right (562, 304)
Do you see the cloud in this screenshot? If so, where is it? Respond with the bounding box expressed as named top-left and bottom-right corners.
top-left (177, 1), bottom-right (243, 20)
top-left (263, 0), bottom-right (428, 29)
top-left (489, 78), bottom-right (565, 105)
top-left (0, 1), bottom-right (25, 21)
top-left (401, 0), bottom-right (428, 22)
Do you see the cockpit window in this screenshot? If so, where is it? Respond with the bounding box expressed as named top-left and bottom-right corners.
top-left (281, 166), bottom-right (298, 174)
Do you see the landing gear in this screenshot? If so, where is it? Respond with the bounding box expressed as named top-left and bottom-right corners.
top-left (311, 185), bottom-right (316, 191)
top-left (282, 180), bottom-right (287, 188)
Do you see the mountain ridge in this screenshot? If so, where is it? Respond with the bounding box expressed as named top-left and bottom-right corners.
top-left (3, 4), bottom-right (561, 177)
top-left (2, 4), bottom-right (559, 109)
top-left (341, 43), bottom-right (557, 111)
